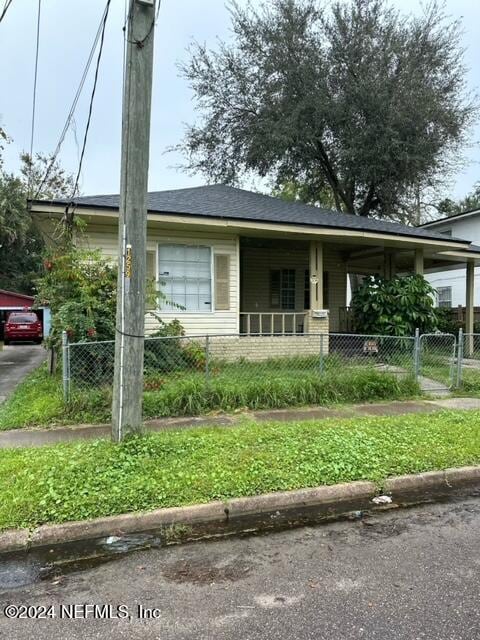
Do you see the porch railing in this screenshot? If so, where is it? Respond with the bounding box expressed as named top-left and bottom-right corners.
top-left (240, 312), bottom-right (307, 335)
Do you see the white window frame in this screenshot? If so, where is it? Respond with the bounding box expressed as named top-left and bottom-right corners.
top-left (437, 286), bottom-right (452, 308)
top-left (157, 243), bottom-right (214, 314)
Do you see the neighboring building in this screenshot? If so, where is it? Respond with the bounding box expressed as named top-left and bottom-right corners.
top-left (30, 185), bottom-right (480, 337)
top-left (420, 208), bottom-right (480, 308)
top-left (0, 289), bottom-right (51, 340)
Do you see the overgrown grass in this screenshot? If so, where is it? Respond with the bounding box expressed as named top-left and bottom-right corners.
top-left (0, 362), bottom-right (419, 430)
top-left (143, 367), bottom-right (419, 417)
top-left (458, 369), bottom-right (480, 396)
top-left (0, 410), bottom-right (479, 531)
top-left (0, 364), bottom-right (111, 430)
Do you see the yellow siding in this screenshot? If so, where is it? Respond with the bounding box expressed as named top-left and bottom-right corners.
top-left (241, 244), bottom-right (346, 331)
top-left (78, 224), bottom-right (239, 335)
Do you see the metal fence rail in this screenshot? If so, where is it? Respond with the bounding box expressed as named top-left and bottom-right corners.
top-left (62, 330), bottom-right (461, 404)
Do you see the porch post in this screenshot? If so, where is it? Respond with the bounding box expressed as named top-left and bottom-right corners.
top-left (384, 250), bottom-right (396, 280)
top-left (306, 240), bottom-right (328, 337)
top-left (309, 240), bottom-right (323, 309)
top-left (414, 248), bottom-right (424, 275)
top-left (465, 260), bottom-right (475, 357)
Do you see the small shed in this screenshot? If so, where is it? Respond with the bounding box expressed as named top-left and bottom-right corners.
top-left (0, 289), bottom-right (50, 340)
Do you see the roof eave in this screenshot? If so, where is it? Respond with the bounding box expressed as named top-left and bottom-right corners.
top-left (29, 200), bottom-right (473, 250)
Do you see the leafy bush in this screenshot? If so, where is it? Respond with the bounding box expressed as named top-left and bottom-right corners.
top-left (144, 318), bottom-right (206, 375)
top-left (35, 247), bottom-right (117, 349)
top-left (351, 274), bottom-right (439, 336)
top-left (435, 307), bottom-right (462, 334)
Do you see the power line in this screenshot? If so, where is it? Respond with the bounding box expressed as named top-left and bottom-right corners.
top-left (33, 0), bottom-right (111, 201)
top-left (0, 0), bottom-right (13, 24)
top-left (28, 0), bottom-right (41, 198)
top-left (63, 0), bottom-right (112, 232)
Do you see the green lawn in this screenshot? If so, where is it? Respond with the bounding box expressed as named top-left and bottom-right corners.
top-left (0, 361), bottom-right (420, 430)
top-left (456, 369), bottom-right (480, 396)
top-left (0, 364), bottom-right (111, 430)
top-left (0, 410), bottom-right (479, 531)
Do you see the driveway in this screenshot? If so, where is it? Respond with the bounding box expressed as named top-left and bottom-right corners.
top-left (0, 344), bottom-right (47, 403)
top-left (1, 496), bottom-right (479, 639)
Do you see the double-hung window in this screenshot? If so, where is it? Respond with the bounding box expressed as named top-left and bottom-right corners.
top-left (270, 269), bottom-right (296, 310)
top-left (158, 244), bottom-right (212, 312)
top-left (437, 286), bottom-right (452, 308)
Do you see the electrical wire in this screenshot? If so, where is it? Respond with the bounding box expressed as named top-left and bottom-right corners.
top-left (33, 0), bottom-right (111, 201)
top-left (70, 0), bottom-right (112, 199)
top-left (127, 0), bottom-right (161, 48)
top-left (0, 0), bottom-right (12, 24)
top-left (28, 0), bottom-right (41, 198)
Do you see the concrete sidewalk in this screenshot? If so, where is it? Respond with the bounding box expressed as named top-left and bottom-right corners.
top-left (1, 396), bottom-right (479, 449)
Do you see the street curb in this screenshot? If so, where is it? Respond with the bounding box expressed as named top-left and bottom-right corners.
top-left (1, 466), bottom-right (479, 555)
top-left (384, 465), bottom-right (480, 496)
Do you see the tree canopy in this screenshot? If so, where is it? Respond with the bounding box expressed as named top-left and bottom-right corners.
top-left (180, 0), bottom-right (476, 222)
top-left (436, 181), bottom-right (480, 217)
top-left (0, 146), bottom-right (75, 294)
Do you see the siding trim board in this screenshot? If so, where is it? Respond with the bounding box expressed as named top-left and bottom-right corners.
top-left (31, 203), bottom-right (479, 257)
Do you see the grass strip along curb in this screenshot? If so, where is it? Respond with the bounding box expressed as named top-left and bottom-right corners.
top-left (1, 410), bottom-right (480, 537)
top-left (1, 465), bottom-right (480, 554)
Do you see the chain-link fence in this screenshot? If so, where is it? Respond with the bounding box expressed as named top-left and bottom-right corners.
top-left (62, 330), bottom-right (446, 410)
top-left (457, 332), bottom-right (480, 391)
top-left (418, 333), bottom-right (457, 391)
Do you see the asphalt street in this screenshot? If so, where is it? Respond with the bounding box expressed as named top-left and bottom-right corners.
top-left (1, 495), bottom-right (479, 639)
top-left (0, 344), bottom-right (46, 403)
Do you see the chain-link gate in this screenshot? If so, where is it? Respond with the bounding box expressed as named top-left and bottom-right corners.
top-left (458, 332), bottom-right (480, 389)
top-left (418, 333), bottom-right (457, 391)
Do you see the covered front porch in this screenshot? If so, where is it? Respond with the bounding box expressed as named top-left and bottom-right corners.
top-left (239, 234), bottom-right (478, 336)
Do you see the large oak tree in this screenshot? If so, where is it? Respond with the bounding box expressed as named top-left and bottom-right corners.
top-left (180, 0), bottom-right (476, 222)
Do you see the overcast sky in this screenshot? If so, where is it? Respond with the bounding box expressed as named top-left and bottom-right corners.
top-left (0, 0), bottom-right (479, 199)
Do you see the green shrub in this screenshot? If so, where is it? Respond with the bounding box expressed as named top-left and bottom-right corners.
top-left (351, 274), bottom-right (439, 336)
top-left (435, 307), bottom-right (462, 334)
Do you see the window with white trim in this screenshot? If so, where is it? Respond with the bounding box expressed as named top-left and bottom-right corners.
top-left (270, 269), bottom-right (296, 310)
top-left (437, 286), bottom-right (452, 308)
top-left (158, 244), bottom-right (212, 312)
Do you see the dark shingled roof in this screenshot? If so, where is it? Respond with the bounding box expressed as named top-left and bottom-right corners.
top-left (44, 184), bottom-right (473, 245)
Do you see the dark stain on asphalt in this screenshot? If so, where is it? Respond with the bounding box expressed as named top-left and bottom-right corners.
top-left (161, 557), bottom-right (253, 585)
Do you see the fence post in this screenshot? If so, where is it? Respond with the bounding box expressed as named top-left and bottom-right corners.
top-left (319, 333), bottom-right (324, 375)
top-left (414, 328), bottom-right (420, 382)
top-left (62, 330), bottom-right (69, 402)
top-left (456, 328), bottom-right (464, 389)
top-left (205, 335), bottom-right (210, 387)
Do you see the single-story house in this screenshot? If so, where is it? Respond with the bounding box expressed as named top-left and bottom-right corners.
top-left (30, 185), bottom-right (480, 339)
top-left (419, 208), bottom-right (480, 310)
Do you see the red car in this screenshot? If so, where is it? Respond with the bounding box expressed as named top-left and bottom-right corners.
top-left (4, 312), bottom-right (43, 345)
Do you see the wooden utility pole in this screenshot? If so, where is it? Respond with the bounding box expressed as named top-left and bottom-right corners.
top-left (112, 0), bottom-right (156, 442)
